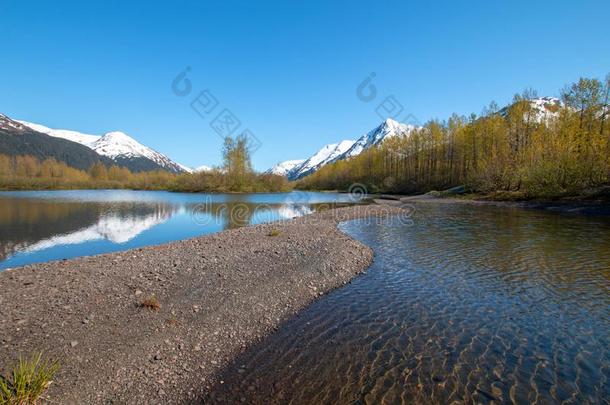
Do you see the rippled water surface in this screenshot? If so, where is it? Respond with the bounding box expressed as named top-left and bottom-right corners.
top-left (0, 190), bottom-right (355, 269)
top-left (208, 203), bottom-right (610, 404)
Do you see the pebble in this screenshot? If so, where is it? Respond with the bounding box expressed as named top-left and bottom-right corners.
top-left (0, 205), bottom-right (397, 403)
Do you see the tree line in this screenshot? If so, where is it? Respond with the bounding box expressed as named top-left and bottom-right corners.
top-left (0, 134), bottom-right (289, 192)
top-left (298, 75), bottom-right (610, 199)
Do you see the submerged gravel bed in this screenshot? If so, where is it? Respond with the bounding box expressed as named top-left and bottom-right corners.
top-left (0, 204), bottom-right (402, 404)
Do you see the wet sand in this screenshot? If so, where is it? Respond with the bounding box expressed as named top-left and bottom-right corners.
top-left (0, 204), bottom-right (403, 404)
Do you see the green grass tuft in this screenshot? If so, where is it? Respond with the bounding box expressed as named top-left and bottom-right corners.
top-left (0, 352), bottom-right (60, 405)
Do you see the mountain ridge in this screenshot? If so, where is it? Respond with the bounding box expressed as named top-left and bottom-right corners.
top-left (271, 118), bottom-right (419, 181)
top-left (0, 114), bottom-right (113, 171)
top-left (269, 97), bottom-right (565, 180)
top-left (16, 119), bottom-right (189, 173)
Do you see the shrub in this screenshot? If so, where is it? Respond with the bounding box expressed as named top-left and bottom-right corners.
top-left (140, 295), bottom-right (161, 311)
top-left (0, 352), bottom-right (60, 404)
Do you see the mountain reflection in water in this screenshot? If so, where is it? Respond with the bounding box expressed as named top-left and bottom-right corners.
top-left (0, 190), bottom-right (353, 269)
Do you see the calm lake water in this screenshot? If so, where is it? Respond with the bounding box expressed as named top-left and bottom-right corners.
top-left (0, 190), bottom-right (356, 269)
top-left (208, 203), bottom-right (610, 404)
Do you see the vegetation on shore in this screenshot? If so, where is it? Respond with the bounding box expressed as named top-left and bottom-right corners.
top-left (0, 353), bottom-right (59, 405)
top-left (298, 75), bottom-right (610, 200)
top-left (0, 134), bottom-right (290, 193)
top-left (139, 295), bottom-right (161, 311)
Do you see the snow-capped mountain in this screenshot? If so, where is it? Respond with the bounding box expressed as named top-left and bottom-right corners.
top-left (290, 140), bottom-right (355, 180)
top-left (267, 159), bottom-right (306, 176)
top-left (527, 97), bottom-right (563, 123)
top-left (1, 114), bottom-right (111, 170)
top-left (0, 113), bottom-right (29, 132)
top-left (17, 120), bottom-right (187, 173)
top-left (270, 98), bottom-right (568, 181)
top-left (341, 118), bottom-right (417, 159)
top-left (172, 164), bottom-right (214, 173)
top-left (498, 97), bottom-right (562, 123)
top-left (271, 118), bottom-right (418, 180)
top-left (194, 165), bottom-right (213, 172)
top-left (176, 163), bottom-right (194, 173)
top-left (18, 120), bottom-right (100, 145)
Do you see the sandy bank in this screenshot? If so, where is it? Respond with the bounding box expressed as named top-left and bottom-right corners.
top-left (0, 204), bottom-right (404, 404)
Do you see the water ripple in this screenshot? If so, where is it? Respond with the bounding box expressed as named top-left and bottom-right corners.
top-left (207, 204), bottom-right (610, 404)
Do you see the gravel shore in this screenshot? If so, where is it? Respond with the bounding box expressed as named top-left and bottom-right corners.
top-left (396, 194), bottom-right (610, 216)
top-left (0, 204), bottom-right (402, 404)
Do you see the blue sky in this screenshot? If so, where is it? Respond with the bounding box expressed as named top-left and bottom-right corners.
top-left (3, 0), bottom-right (609, 170)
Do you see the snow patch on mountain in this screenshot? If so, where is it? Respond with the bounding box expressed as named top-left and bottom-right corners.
top-left (527, 97), bottom-right (562, 123)
top-left (341, 118), bottom-right (417, 159)
top-left (289, 140), bottom-right (355, 180)
top-left (498, 97), bottom-right (563, 123)
top-left (17, 120), bottom-right (100, 146)
top-left (267, 159), bottom-right (306, 176)
top-left (176, 163), bottom-right (194, 173)
top-left (17, 120), bottom-right (186, 173)
top-left (1, 114), bottom-right (29, 132)
top-left (194, 165), bottom-right (213, 172)
top-left (269, 118), bottom-right (419, 180)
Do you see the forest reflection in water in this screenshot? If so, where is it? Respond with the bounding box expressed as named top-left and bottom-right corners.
top-left (0, 190), bottom-right (355, 269)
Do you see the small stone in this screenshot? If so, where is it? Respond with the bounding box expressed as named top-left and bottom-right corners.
top-left (134, 289), bottom-right (143, 296)
top-left (70, 340), bottom-right (78, 347)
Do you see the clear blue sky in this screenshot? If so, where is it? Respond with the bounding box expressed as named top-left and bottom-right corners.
top-left (3, 0), bottom-right (609, 170)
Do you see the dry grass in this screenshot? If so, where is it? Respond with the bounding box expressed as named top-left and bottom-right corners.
top-left (165, 317), bottom-right (180, 326)
top-left (0, 352), bottom-right (59, 405)
top-left (140, 295), bottom-right (161, 311)
top-left (267, 229), bottom-right (281, 237)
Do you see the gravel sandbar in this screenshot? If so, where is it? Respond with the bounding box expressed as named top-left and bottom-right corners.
top-left (0, 204), bottom-right (403, 404)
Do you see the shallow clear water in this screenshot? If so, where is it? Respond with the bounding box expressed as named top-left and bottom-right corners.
top-left (208, 203), bottom-right (610, 404)
top-left (0, 190), bottom-right (355, 269)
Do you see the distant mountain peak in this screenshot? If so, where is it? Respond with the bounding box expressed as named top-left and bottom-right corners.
top-left (16, 120), bottom-right (100, 145)
top-left (341, 118), bottom-right (418, 160)
top-left (498, 96), bottom-right (563, 123)
top-left (267, 159), bottom-right (305, 176)
top-left (1, 114), bottom-right (110, 170)
top-left (383, 117), bottom-right (402, 126)
top-left (269, 118), bottom-right (419, 181)
top-left (194, 165), bottom-right (213, 172)
top-left (1, 114), bottom-right (29, 132)
top-left (100, 131), bottom-right (130, 140)
top-left (16, 119), bottom-right (187, 173)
